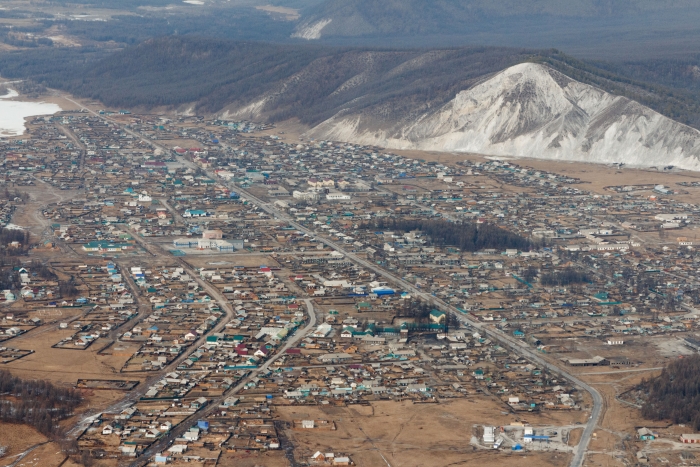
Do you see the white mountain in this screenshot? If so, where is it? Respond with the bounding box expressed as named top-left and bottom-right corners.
top-left (306, 62), bottom-right (700, 171)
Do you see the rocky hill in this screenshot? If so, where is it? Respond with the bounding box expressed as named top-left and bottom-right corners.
top-left (306, 63), bottom-right (700, 170)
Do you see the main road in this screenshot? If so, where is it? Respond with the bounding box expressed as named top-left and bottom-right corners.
top-left (208, 174), bottom-right (602, 467)
top-left (61, 96), bottom-right (600, 467)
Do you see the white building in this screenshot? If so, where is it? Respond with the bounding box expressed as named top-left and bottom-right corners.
top-left (483, 426), bottom-right (495, 444)
top-left (293, 190), bottom-right (320, 201)
top-left (326, 193), bottom-right (351, 201)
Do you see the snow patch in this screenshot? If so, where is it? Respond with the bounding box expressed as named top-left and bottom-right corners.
top-left (292, 18), bottom-right (332, 40)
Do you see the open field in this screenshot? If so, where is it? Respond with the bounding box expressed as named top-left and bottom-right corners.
top-left (0, 424), bottom-right (48, 467)
top-left (277, 399), bottom-right (582, 466)
top-left (394, 149), bottom-right (700, 194)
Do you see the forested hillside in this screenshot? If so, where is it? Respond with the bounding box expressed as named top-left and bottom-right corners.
top-left (639, 356), bottom-right (700, 429)
top-left (2, 37), bottom-right (700, 130)
top-left (0, 38), bottom-right (536, 123)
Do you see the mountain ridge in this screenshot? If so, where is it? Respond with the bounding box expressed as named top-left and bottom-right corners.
top-left (3, 37), bottom-right (700, 168)
top-left (291, 0), bottom-right (700, 59)
top-left (306, 63), bottom-right (700, 170)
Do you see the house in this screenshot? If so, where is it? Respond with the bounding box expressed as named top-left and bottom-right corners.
top-left (82, 241), bottom-right (131, 252)
top-left (183, 427), bottom-right (200, 441)
top-left (565, 356), bottom-right (608, 367)
top-left (183, 209), bottom-right (208, 218)
top-left (311, 451), bottom-right (331, 462)
top-left (318, 353), bottom-right (352, 363)
top-left (119, 445), bottom-right (138, 457)
top-left (637, 428), bottom-right (656, 440)
top-left (190, 397), bottom-right (208, 409)
top-left (326, 193), bottom-right (351, 201)
top-left (20, 286), bottom-right (35, 299)
top-left (308, 178), bottom-right (335, 188)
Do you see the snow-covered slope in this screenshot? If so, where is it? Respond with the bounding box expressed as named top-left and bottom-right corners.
top-left (291, 18), bottom-right (333, 40)
top-left (306, 63), bottom-right (700, 171)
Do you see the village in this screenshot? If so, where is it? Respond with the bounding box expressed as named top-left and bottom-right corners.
top-left (2, 106), bottom-right (700, 467)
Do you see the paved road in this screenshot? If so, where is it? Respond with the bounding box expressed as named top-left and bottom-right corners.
top-left (208, 182), bottom-right (603, 467)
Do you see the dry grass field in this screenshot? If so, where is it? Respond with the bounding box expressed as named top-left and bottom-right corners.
top-left (0, 424), bottom-right (72, 467)
top-left (276, 398), bottom-right (584, 466)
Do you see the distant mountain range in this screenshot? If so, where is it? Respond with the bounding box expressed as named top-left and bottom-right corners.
top-left (292, 0), bottom-right (700, 58)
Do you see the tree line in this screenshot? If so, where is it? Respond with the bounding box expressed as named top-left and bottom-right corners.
top-left (540, 267), bottom-right (591, 286)
top-left (366, 217), bottom-right (534, 252)
top-left (0, 369), bottom-right (82, 437)
top-left (639, 355), bottom-right (700, 429)
top-left (0, 228), bottom-right (30, 256)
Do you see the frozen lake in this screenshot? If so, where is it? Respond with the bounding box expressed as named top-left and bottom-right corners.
top-left (0, 88), bottom-right (62, 137)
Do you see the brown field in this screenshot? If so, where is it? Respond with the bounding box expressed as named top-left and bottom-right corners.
top-left (3, 324), bottom-right (142, 423)
top-left (0, 423), bottom-right (47, 466)
top-left (567, 428), bottom-right (583, 447)
top-left (588, 452), bottom-right (626, 467)
top-left (394, 149), bottom-right (700, 197)
top-left (277, 398), bottom-right (582, 467)
top-left (182, 253), bottom-right (280, 269)
top-left (0, 424), bottom-right (71, 467)
top-left (5, 324), bottom-right (139, 385)
top-left (219, 450), bottom-right (289, 467)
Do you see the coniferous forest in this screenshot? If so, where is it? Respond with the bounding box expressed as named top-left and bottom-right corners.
top-left (367, 218), bottom-right (535, 252)
top-left (3, 36), bottom-right (700, 130)
top-left (540, 267), bottom-right (591, 286)
top-left (639, 355), bottom-right (700, 429)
